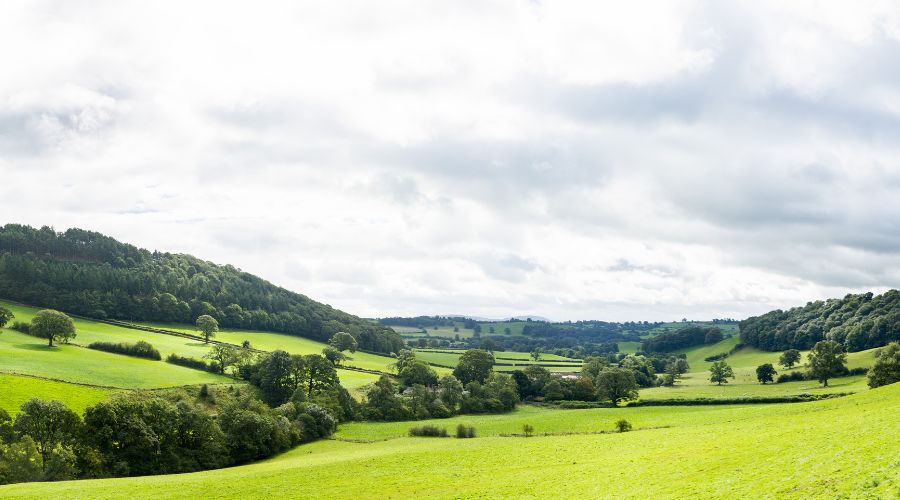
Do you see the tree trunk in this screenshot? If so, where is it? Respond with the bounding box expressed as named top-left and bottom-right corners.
top-left (48, 337), bottom-right (53, 347)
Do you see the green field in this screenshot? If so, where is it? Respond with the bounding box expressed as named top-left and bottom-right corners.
top-left (414, 349), bottom-right (583, 372)
top-left (0, 374), bottom-right (112, 416)
top-left (2, 383), bottom-right (896, 498)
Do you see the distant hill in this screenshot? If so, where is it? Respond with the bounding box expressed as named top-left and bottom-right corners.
top-left (740, 290), bottom-right (900, 352)
top-left (0, 224), bottom-right (403, 354)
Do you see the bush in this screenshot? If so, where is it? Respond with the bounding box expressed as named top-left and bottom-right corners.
top-left (615, 419), bottom-right (632, 432)
top-left (456, 424), bottom-right (476, 438)
top-left (88, 340), bottom-right (161, 360)
top-left (847, 367), bottom-right (868, 376)
top-left (166, 354), bottom-right (220, 373)
top-left (409, 425), bottom-right (448, 437)
top-left (523, 424), bottom-right (534, 437)
top-left (704, 353), bottom-right (728, 362)
top-left (199, 384), bottom-right (209, 398)
top-left (10, 321), bottom-right (31, 335)
top-left (776, 371), bottom-right (809, 383)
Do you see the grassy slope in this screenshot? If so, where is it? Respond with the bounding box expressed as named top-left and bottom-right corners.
top-left (0, 374), bottom-right (112, 416)
top-left (0, 329), bottom-right (229, 389)
top-left (3, 383), bottom-right (897, 499)
top-left (414, 349), bottom-right (582, 373)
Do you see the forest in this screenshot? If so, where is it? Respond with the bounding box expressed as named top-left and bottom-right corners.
top-left (0, 225), bottom-right (403, 354)
top-left (740, 290), bottom-right (900, 352)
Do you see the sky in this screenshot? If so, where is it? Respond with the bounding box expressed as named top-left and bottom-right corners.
top-left (2, 1), bottom-right (900, 322)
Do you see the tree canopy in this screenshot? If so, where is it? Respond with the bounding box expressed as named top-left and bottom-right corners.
top-left (30, 309), bottom-right (75, 347)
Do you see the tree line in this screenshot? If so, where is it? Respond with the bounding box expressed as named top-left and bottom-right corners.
top-left (740, 290), bottom-right (900, 352)
top-left (0, 224), bottom-right (403, 354)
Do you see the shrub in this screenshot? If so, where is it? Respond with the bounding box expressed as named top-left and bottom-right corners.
top-left (409, 425), bottom-right (448, 437)
top-left (523, 424), bottom-right (534, 437)
top-left (847, 367), bottom-right (868, 376)
top-left (615, 419), bottom-right (632, 432)
top-left (456, 424), bottom-right (476, 438)
top-left (10, 321), bottom-right (31, 334)
top-left (776, 371), bottom-right (808, 384)
top-left (167, 354), bottom-right (221, 373)
top-left (88, 340), bottom-right (161, 360)
top-left (199, 384), bottom-right (209, 398)
top-left (704, 353), bottom-right (728, 362)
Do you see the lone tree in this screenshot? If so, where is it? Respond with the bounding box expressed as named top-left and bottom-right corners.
top-left (867, 342), bottom-right (900, 388)
top-left (808, 340), bottom-right (847, 387)
top-left (530, 349), bottom-right (541, 362)
top-left (196, 315), bottom-right (219, 343)
top-left (595, 367), bottom-right (639, 406)
top-left (31, 309), bottom-right (76, 347)
top-left (322, 346), bottom-right (348, 366)
top-left (709, 360), bottom-right (735, 385)
top-left (205, 344), bottom-right (238, 375)
top-left (13, 398), bottom-right (81, 471)
top-left (779, 349), bottom-right (802, 369)
top-left (0, 306), bottom-right (13, 329)
top-left (756, 363), bottom-right (777, 384)
top-left (329, 332), bottom-right (358, 353)
top-left (453, 349), bottom-right (495, 384)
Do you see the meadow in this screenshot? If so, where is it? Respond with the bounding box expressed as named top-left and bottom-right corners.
top-left (0, 374), bottom-right (111, 416)
top-left (414, 348), bottom-right (583, 372)
top-left (2, 382), bottom-right (896, 498)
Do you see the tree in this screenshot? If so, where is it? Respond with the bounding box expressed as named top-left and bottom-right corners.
top-left (256, 350), bottom-right (298, 406)
top-left (756, 363), bottom-right (777, 384)
top-left (398, 360), bottom-right (439, 387)
top-left (808, 340), bottom-right (847, 387)
top-left (709, 360), bottom-right (735, 385)
top-left (322, 346), bottom-right (348, 366)
top-left (13, 399), bottom-right (81, 472)
top-left (595, 368), bottom-right (639, 406)
top-left (530, 349), bottom-right (541, 362)
top-left (779, 349), bottom-right (801, 369)
top-left (438, 375), bottom-right (464, 411)
top-left (453, 349), bottom-right (495, 384)
top-left (301, 354), bottom-right (338, 399)
top-left (0, 306), bottom-right (13, 329)
top-left (205, 344), bottom-right (239, 375)
top-left (393, 349), bottom-right (417, 374)
top-left (867, 342), bottom-right (900, 388)
top-left (329, 332), bottom-right (358, 353)
top-left (30, 309), bottom-right (76, 347)
top-left (196, 315), bottom-right (219, 343)
top-left (480, 338), bottom-right (497, 352)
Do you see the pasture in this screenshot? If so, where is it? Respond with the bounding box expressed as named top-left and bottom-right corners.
top-left (2, 383), bottom-right (896, 498)
top-left (0, 374), bottom-right (112, 416)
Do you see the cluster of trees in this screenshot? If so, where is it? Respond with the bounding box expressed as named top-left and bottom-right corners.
top-left (521, 321), bottom-right (648, 344)
top-left (361, 350), bottom-right (518, 421)
top-left (0, 224), bottom-right (403, 354)
top-left (641, 326), bottom-right (724, 352)
top-left (740, 290), bottom-right (900, 352)
top-left (0, 390), bottom-right (336, 485)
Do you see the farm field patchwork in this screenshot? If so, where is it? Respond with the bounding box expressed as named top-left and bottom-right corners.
top-left (2, 383), bottom-right (896, 499)
top-left (414, 349), bottom-right (583, 372)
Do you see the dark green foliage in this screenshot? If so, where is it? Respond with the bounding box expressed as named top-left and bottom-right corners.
top-left (199, 384), bottom-right (209, 398)
top-left (399, 360), bottom-right (439, 387)
top-left (329, 332), bottom-right (358, 352)
top-left (0, 306), bottom-right (12, 328)
top-left (12, 399), bottom-right (81, 472)
top-left (615, 419), bottom-right (632, 432)
top-left (9, 321), bottom-right (30, 334)
top-left (642, 326), bottom-right (723, 352)
top-left (522, 424), bottom-right (534, 437)
top-left (0, 436), bottom-right (43, 484)
top-left (779, 349), bottom-right (802, 368)
top-left (740, 290), bottom-right (900, 352)
top-left (0, 408), bottom-right (14, 444)
top-left (808, 340), bottom-right (847, 387)
top-left (704, 352), bottom-right (728, 362)
top-left (756, 363), bottom-right (777, 384)
top-left (595, 368), bottom-right (639, 405)
top-left (0, 224), bottom-right (403, 354)
top-left (408, 425), bottom-right (447, 437)
top-left (166, 353), bottom-right (221, 373)
top-left (867, 342), bottom-right (900, 388)
top-left (30, 309), bottom-right (76, 346)
top-left (455, 425), bottom-right (476, 438)
top-left (453, 349), bottom-right (495, 384)
top-left (87, 340), bottom-right (161, 360)
top-left (776, 371), bottom-right (808, 383)
top-left (362, 375), bottom-right (411, 421)
top-left (195, 315), bottom-right (218, 343)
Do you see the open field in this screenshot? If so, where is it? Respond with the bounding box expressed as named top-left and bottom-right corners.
top-left (0, 374), bottom-right (113, 416)
top-left (3, 383), bottom-right (896, 498)
top-left (0, 329), bottom-right (230, 389)
top-left (414, 349), bottom-right (583, 372)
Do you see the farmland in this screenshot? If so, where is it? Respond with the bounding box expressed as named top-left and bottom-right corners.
top-left (2, 382), bottom-right (896, 499)
top-left (414, 348), bottom-right (583, 373)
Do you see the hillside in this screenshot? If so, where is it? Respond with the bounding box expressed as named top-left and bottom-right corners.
top-left (740, 290), bottom-right (900, 352)
top-left (2, 383), bottom-right (896, 498)
top-left (0, 224), bottom-right (403, 354)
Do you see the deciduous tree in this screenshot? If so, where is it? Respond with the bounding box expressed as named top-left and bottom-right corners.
top-left (709, 360), bottom-right (735, 385)
top-left (195, 315), bottom-right (218, 343)
top-left (30, 310), bottom-right (75, 347)
top-left (808, 340), bottom-right (847, 387)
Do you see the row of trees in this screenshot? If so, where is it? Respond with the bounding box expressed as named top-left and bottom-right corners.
top-left (0, 391), bottom-right (336, 485)
top-left (740, 290), bottom-right (900, 352)
top-left (0, 224), bottom-right (403, 354)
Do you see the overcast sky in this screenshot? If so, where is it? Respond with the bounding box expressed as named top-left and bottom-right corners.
top-left (2, 1), bottom-right (900, 321)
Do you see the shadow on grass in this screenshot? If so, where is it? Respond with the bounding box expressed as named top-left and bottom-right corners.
top-left (13, 343), bottom-right (60, 351)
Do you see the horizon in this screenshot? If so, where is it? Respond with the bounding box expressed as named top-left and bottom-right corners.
top-left (3, 2), bottom-right (900, 322)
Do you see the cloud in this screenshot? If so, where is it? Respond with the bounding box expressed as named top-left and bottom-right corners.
top-left (1, 0), bottom-right (899, 321)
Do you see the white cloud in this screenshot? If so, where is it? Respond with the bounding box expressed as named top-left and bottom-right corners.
top-left (1, 0), bottom-right (899, 321)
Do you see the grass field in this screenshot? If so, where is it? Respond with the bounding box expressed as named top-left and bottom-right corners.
top-left (0, 374), bottom-right (113, 416)
top-left (414, 349), bottom-right (583, 372)
top-left (2, 383), bottom-right (896, 498)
